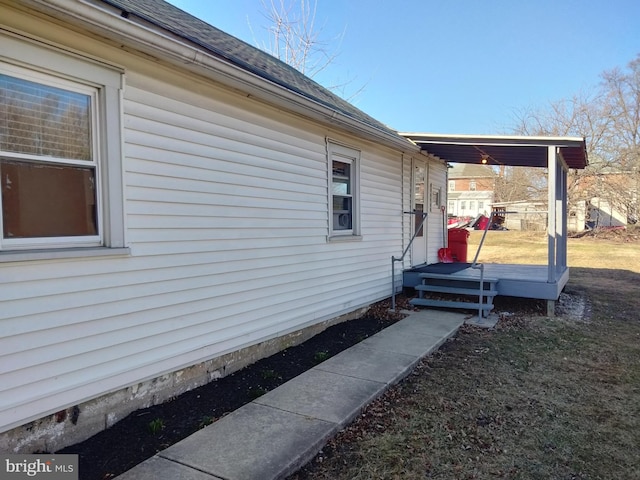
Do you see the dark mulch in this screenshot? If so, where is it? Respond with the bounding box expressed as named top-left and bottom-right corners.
top-left (58, 295), bottom-right (414, 480)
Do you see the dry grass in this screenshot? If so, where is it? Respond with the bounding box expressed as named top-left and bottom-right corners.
top-left (469, 229), bottom-right (640, 271)
top-left (290, 230), bottom-right (640, 480)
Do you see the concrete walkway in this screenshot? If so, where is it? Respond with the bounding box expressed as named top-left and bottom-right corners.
top-left (116, 310), bottom-right (466, 480)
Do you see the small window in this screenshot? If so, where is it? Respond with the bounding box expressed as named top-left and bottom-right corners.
top-left (469, 180), bottom-right (476, 191)
top-left (469, 201), bottom-right (476, 211)
top-left (448, 180), bottom-right (455, 191)
top-left (478, 201), bottom-right (484, 210)
top-left (430, 184), bottom-right (441, 212)
top-left (328, 141), bottom-right (360, 237)
top-left (448, 201), bottom-right (455, 212)
top-left (460, 201), bottom-right (467, 210)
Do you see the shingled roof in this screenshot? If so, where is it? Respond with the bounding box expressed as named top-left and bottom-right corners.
top-left (101, 0), bottom-right (403, 140)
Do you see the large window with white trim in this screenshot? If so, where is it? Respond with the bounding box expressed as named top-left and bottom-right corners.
top-left (328, 141), bottom-right (360, 237)
top-left (0, 33), bottom-right (125, 254)
top-left (1, 67), bottom-right (100, 245)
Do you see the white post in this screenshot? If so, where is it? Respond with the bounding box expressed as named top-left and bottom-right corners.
top-left (547, 146), bottom-right (557, 283)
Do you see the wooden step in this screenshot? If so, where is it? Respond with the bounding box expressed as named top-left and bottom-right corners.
top-left (410, 298), bottom-right (494, 311)
top-left (414, 284), bottom-right (498, 297)
top-left (418, 272), bottom-right (499, 284)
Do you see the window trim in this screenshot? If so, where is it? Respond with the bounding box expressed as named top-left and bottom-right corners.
top-left (327, 139), bottom-right (361, 240)
top-left (1, 64), bottom-right (103, 249)
top-left (0, 31), bottom-right (126, 255)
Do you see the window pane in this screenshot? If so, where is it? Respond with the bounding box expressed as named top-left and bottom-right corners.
top-left (332, 160), bottom-right (350, 178)
top-left (0, 74), bottom-right (92, 161)
top-left (333, 196), bottom-right (352, 230)
top-left (334, 213), bottom-right (352, 230)
top-left (332, 178), bottom-right (350, 195)
top-left (1, 160), bottom-right (97, 238)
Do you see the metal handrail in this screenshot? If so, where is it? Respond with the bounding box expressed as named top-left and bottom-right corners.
top-left (469, 210), bottom-right (517, 322)
top-left (390, 211), bottom-right (428, 311)
top-left (470, 210), bottom-right (517, 267)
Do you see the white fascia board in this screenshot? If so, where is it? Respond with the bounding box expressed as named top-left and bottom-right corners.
top-left (25, 0), bottom-right (417, 153)
top-left (400, 132), bottom-right (585, 148)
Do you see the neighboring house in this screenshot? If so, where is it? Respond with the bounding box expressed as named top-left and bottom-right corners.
top-left (571, 169), bottom-right (640, 231)
top-left (572, 171), bottom-right (637, 229)
top-left (0, 0), bottom-right (448, 452)
top-left (586, 197), bottom-right (628, 228)
top-left (447, 163), bottom-right (495, 218)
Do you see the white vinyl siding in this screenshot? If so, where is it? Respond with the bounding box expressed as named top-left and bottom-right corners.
top-left (0, 48), bottom-right (408, 433)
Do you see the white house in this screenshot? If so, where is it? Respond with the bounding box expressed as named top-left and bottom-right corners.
top-left (0, 0), bottom-right (448, 452)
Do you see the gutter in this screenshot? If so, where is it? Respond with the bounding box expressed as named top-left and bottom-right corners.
top-left (21, 0), bottom-right (417, 153)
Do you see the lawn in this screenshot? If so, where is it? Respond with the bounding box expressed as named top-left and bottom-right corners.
top-left (290, 229), bottom-right (640, 480)
top-left (467, 229), bottom-right (640, 269)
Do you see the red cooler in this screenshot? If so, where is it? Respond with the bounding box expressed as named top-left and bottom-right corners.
top-left (448, 228), bottom-right (470, 262)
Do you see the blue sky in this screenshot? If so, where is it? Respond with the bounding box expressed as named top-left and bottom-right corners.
top-left (166, 1), bottom-right (639, 134)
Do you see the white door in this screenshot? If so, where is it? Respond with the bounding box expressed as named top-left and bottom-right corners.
top-left (411, 158), bottom-right (428, 265)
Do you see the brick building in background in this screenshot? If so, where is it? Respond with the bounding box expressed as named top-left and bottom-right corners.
top-left (447, 163), bottom-right (496, 219)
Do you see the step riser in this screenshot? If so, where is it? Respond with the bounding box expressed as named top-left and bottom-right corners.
top-left (410, 298), bottom-right (494, 311)
top-left (412, 271), bottom-right (498, 317)
top-left (414, 285), bottom-right (498, 296)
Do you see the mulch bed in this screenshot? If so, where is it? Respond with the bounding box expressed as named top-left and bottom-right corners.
top-left (58, 295), bottom-right (414, 480)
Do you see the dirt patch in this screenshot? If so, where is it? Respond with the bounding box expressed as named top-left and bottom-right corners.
top-left (569, 225), bottom-right (640, 242)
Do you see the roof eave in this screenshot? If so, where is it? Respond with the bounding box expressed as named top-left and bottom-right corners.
top-left (400, 132), bottom-right (586, 148)
top-left (401, 133), bottom-right (588, 169)
top-left (24, 0), bottom-right (417, 153)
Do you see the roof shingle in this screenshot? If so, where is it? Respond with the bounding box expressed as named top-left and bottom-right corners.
top-left (101, 0), bottom-right (400, 138)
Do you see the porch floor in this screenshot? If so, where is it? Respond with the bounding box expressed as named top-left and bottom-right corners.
top-left (404, 263), bottom-right (569, 301)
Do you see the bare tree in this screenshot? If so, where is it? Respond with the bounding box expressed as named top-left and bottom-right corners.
top-left (494, 165), bottom-right (547, 203)
top-left (253, 0), bottom-right (334, 77)
top-left (512, 54), bottom-right (640, 225)
top-left (250, 0), bottom-right (365, 100)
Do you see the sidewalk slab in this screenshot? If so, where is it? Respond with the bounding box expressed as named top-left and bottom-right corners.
top-left (115, 456), bottom-right (221, 480)
top-left (315, 344), bottom-right (419, 385)
top-left (387, 309), bottom-right (467, 337)
top-left (253, 368), bottom-right (384, 425)
top-left (114, 309), bottom-right (466, 480)
top-left (159, 402), bottom-right (336, 480)
top-left (359, 311), bottom-right (463, 356)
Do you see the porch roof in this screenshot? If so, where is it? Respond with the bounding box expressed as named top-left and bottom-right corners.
top-left (400, 133), bottom-right (588, 169)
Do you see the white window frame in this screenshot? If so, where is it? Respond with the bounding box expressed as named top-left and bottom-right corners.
top-left (327, 140), bottom-right (361, 239)
top-left (430, 184), bottom-right (442, 212)
top-left (0, 32), bottom-right (126, 259)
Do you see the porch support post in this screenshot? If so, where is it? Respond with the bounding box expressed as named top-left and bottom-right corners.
top-left (547, 146), bottom-right (557, 283)
top-left (557, 162), bottom-right (568, 272)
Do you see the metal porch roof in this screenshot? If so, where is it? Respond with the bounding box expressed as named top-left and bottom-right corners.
top-left (401, 133), bottom-right (588, 169)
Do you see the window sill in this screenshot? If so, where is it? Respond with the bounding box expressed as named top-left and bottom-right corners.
top-left (0, 247), bottom-right (131, 263)
top-left (327, 235), bottom-right (363, 243)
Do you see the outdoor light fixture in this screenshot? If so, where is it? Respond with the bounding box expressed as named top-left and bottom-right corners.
top-left (481, 154), bottom-right (489, 164)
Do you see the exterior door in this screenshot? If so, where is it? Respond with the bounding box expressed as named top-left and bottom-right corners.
top-left (411, 159), bottom-right (428, 265)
